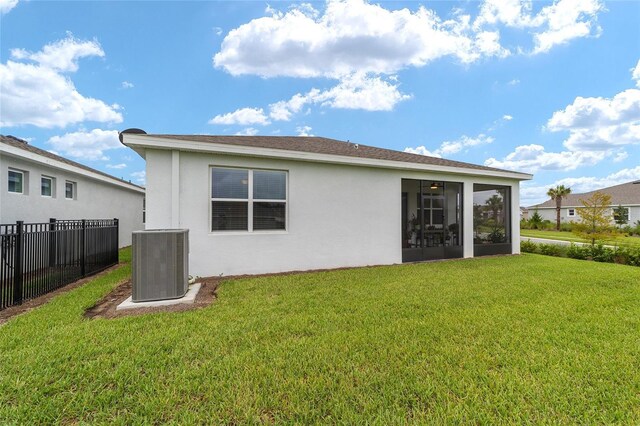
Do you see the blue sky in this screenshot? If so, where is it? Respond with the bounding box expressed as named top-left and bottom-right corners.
top-left (1, 0), bottom-right (638, 205)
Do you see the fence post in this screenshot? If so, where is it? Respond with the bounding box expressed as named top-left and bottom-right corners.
top-left (13, 221), bottom-right (24, 305)
top-left (114, 218), bottom-right (119, 264)
top-left (49, 218), bottom-right (56, 268)
top-left (81, 219), bottom-right (86, 277)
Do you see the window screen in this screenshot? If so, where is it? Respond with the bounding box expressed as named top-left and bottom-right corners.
top-left (254, 202), bottom-right (286, 230)
top-left (212, 201), bottom-right (248, 231)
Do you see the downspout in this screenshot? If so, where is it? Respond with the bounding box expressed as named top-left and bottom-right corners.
top-left (171, 150), bottom-right (180, 228)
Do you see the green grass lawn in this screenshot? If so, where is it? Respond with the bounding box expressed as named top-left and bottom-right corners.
top-left (521, 228), bottom-right (640, 248)
top-left (1, 249), bottom-right (639, 424)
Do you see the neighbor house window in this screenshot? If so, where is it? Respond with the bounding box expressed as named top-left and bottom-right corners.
top-left (211, 167), bottom-right (287, 232)
top-left (142, 197), bottom-right (146, 224)
top-left (65, 181), bottom-right (76, 200)
top-left (41, 176), bottom-right (54, 197)
top-left (568, 208), bottom-right (575, 217)
top-left (8, 169), bottom-right (24, 194)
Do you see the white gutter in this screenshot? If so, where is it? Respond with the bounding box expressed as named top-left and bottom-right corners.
top-left (0, 143), bottom-right (145, 194)
top-left (123, 134), bottom-right (533, 181)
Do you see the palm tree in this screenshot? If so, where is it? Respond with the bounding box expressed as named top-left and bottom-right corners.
top-left (547, 185), bottom-right (572, 231)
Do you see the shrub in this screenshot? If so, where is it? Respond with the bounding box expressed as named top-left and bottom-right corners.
top-left (488, 228), bottom-right (506, 243)
top-left (539, 243), bottom-right (564, 257)
top-left (559, 222), bottom-right (574, 232)
top-left (567, 243), bottom-right (589, 260)
top-left (520, 240), bottom-right (538, 253)
top-left (590, 244), bottom-right (614, 263)
top-left (614, 247), bottom-right (640, 267)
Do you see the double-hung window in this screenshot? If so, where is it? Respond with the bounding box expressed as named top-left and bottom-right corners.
top-left (211, 167), bottom-right (287, 232)
top-left (65, 181), bottom-right (76, 200)
top-left (41, 176), bottom-right (54, 197)
top-left (8, 169), bottom-right (24, 194)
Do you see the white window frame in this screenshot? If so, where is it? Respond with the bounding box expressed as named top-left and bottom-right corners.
top-left (568, 208), bottom-right (576, 217)
top-left (65, 180), bottom-right (76, 200)
top-left (41, 175), bottom-right (55, 198)
top-left (8, 169), bottom-right (25, 194)
top-left (209, 167), bottom-right (288, 234)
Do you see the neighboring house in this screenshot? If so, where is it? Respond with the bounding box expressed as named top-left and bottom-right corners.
top-left (121, 132), bottom-right (532, 276)
top-left (0, 135), bottom-right (145, 247)
top-left (528, 180), bottom-right (640, 225)
top-left (520, 207), bottom-right (529, 220)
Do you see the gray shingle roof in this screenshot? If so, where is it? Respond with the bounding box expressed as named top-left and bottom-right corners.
top-left (529, 181), bottom-right (640, 208)
top-left (140, 134), bottom-right (530, 177)
top-left (0, 135), bottom-right (144, 191)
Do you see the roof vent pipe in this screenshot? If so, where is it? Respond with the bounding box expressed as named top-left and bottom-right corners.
top-left (118, 128), bottom-right (147, 143)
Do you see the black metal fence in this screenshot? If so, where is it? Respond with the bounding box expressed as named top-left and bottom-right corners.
top-left (0, 218), bottom-right (119, 311)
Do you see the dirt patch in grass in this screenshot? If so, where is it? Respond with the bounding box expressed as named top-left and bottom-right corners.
top-left (0, 264), bottom-right (121, 325)
top-left (84, 277), bottom-right (220, 319)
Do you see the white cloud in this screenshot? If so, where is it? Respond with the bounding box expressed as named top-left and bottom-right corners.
top-left (507, 79), bottom-right (520, 86)
top-left (0, 0), bottom-right (18, 14)
top-left (296, 126), bottom-right (313, 136)
top-left (209, 107), bottom-right (270, 126)
top-left (473, 0), bottom-right (604, 54)
top-left (522, 166), bottom-right (640, 206)
top-left (131, 171), bottom-right (146, 185)
top-left (503, 114), bottom-right (513, 120)
top-left (234, 127), bottom-right (259, 136)
top-left (0, 36), bottom-right (122, 128)
top-left (438, 134), bottom-right (494, 155)
top-left (546, 89), bottom-right (640, 151)
top-left (241, 73), bottom-right (410, 124)
top-left (47, 129), bottom-right (122, 161)
top-left (311, 73), bottom-right (411, 111)
top-left (214, 0), bottom-right (510, 79)
top-left (10, 34), bottom-right (104, 72)
top-left (632, 59), bottom-right (640, 88)
top-left (213, 26), bottom-right (223, 36)
top-left (403, 146), bottom-right (442, 158)
top-left (106, 163), bottom-right (127, 169)
top-left (269, 93), bottom-right (310, 121)
top-left (497, 63), bottom-right (640, 174)
top-left (121, 81), bottom-right (134, 89)
top-left (484, 143), bottom-right (605, 173)
top-left (405, 133), bottom-right (493, 158)
top-left (532, 0), bottom-right (603, 54)
top-left (215, 0), bottom-right (604, 80)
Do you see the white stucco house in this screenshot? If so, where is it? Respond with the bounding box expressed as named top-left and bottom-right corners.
top-left (1, 135), bottom-right (145, 247)
top-left (528, 181), bottom-right (640, 225)
top-left (121, 131), bottom-right (532, 276)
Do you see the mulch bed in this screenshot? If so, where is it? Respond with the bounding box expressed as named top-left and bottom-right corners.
top-left (0, 264), bottom-right (121, 326)
top-left (83, 277), bottom-right (220, 319)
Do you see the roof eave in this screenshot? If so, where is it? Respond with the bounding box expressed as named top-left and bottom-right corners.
top-left (122, 134), bottom-right (533, 181)
top-left (0, 142), bottom-right (145, 194)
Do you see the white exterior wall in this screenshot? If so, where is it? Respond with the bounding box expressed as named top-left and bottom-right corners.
top-left (0, 154), bottom-right (144, 247)
top-left (145, 148), bottom-right (522, 276)
top-left (534, 206), bottom-right (640, 225)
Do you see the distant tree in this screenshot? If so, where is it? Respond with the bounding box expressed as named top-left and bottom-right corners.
top-left (572, 192), bottom-right (617, 246)
top-left (528, 210), bottom-right (543, 230)
top-left (547, 185), bottom-right (572, 231)
top-left (612, 205), bottom-right (629, 227)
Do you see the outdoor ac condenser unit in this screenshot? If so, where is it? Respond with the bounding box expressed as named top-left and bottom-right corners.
top-left (132, 229), bottom-right (189, 302)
